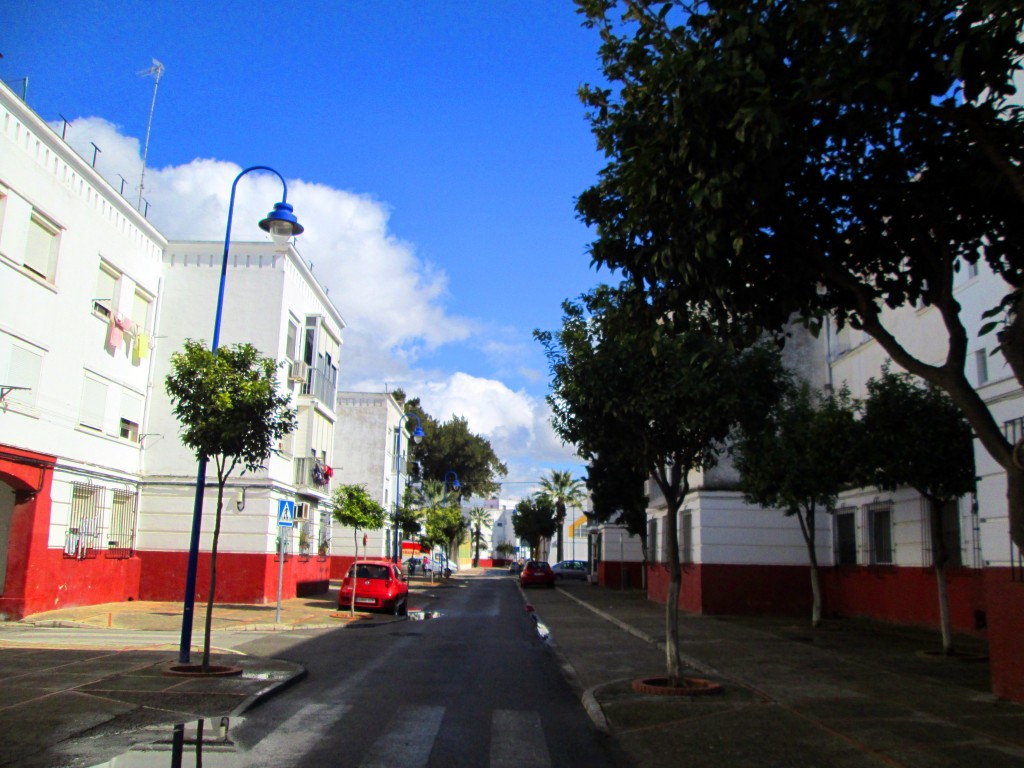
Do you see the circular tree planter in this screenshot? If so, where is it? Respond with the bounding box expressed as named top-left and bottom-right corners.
top-left (163, 663), bottom-right (244, 677)
top-left (632, 676), bottom-right (723, 696)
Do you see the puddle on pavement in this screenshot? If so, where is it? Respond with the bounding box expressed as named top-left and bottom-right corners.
top-left (86, 718), bottom-right (245, 767)
top-left (407, 610), bottom-right (442, 621)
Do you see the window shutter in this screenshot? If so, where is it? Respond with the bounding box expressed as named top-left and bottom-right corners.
top-left (80, 378), bottom-right (108, 430)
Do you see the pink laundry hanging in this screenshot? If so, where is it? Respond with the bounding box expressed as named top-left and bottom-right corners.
top-left (107, 313), bottom-right (132, 350)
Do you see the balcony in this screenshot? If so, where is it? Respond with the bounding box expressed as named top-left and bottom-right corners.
top-left (294, 457), bottom-right (332, 495)
top-left (295, 364), bottom-right (337, 407)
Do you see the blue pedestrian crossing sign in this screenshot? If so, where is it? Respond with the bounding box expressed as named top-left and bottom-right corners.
top-left (278, 500), bottom-right (295, 527)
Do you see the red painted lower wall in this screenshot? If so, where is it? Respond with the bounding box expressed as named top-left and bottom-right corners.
top-left (983, 569), bottom-right (1024, 702)
top-left (597, 560), bottom-right (645, 590)
top-left (647, 563), bottom-right (813, 615)
top-left (821, 566), bottom-right (986, 634)
top-left (137, 550), bottom-right (330, 604)
top-left (645, 562), bottom-right (986, 632)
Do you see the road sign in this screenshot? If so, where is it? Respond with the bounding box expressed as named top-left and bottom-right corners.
top-left (278, 499), bottom-right (295, 528)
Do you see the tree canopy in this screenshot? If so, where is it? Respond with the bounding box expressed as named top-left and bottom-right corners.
top-left (512, 495), bottom-right (557, 559)
top-left (536, 282), bottom-right (786, 682)
top-left (576, 0), bottom-right (1024, 548)
top-left (405, 398), bottom-right (508, 499)
top-left (165, 339), bottom-right (296, 668)
top-left (731, 380), bottom-right (860, 625)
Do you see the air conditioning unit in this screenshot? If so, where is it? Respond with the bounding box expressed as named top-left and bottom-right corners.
top-left (288, 361), bottom-right (310, 382)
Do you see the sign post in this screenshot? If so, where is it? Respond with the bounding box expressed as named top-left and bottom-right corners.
top-left (276, 500), bottom-right (295, 623)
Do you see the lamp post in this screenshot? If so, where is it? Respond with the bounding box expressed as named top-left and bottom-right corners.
top-left (178, 166), bottom-right (303, 665)
top-left (392, 411), bottom-right (425, 563)
top-left (442, 470), bottom-right (461, 503)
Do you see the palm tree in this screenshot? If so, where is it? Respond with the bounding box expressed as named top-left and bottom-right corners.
top-left (467, 507), bottom-right (492, 566)
top-left (537, 470), bottom-right (586, 563)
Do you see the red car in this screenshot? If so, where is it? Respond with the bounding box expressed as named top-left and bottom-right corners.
top-left (519, 560), bottom-right (556, 589)
top-left (338, 559), bottom-right (409, 615)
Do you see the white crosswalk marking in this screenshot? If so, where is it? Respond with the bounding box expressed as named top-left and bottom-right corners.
top-left (490, 709), bottom-right (551, 768)
top-left (360, 704), bottom-right (445, 768)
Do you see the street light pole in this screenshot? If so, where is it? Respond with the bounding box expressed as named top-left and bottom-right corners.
top-left (391, 411), bottom-right (425, 563)
top-left (177, 166), bottom-right (303, 665)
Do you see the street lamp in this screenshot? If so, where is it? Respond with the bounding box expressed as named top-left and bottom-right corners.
top-left (443, 470), bottom-right (461, 503)
top-left (178, 166), bottom-right (303, 664)
top-left (392, 411), bottom-right (425, 563)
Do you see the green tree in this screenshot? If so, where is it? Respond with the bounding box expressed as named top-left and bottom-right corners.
top-left (732, 381), bottom-right (859, 627)
top-left (859, 367), bottom-right (977, 653)
top-left (405, 398), bottom-right (508, 499)
top-left (512, 495), bottom-right (557, 560)
top-left (467, 507), bottom-right (492, 567)
top-left (537, 470), bottom-right (586, 563)
top-left (536, 283), bottom-right (784, 684)
top-left (576, 0), bottom-right (1024, 551)
top-left (165, 340), bottom-right (296, 670)
top-left (330, 483), bottom-right (388, 615)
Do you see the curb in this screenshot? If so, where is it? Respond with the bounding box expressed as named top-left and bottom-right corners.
top-left (515, 579), bottom-right (612, 734)
top-left (230, 661), bottom-right (308, 717)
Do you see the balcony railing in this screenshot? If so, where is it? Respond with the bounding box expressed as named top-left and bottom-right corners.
top-left (299, 366), bottom-right (337, 407)
top-left (294, 456), bottom-right (332, 493)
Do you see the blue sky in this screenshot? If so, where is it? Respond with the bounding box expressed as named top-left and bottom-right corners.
top-left (2, 1), bottom-right (612, 491)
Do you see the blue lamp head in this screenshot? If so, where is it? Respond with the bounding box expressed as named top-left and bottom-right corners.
top-left (411, 424), bottom-right (425, 445)
top-left (259, 201), bottom-right (304, 246)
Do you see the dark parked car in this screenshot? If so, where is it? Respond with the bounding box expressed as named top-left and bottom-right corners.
top-left (551, 560), bottom-right (589, 581)
top-left (339, 559), bottom-right (409, 615)
top-left (519, 560), bottom-right (556, 589)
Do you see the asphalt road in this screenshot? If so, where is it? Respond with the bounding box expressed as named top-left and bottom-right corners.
top-left (75, 573), bottom-right (620, 767)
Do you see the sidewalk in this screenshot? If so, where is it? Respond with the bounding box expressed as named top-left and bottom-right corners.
top-left (527, 580), bottom-right (1024, 768)
top-left (1, 570), bottom-right (1022, 768)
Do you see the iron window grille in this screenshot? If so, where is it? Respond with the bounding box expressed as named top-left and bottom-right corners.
top-left (833, 507), bottom-right (857, 566)
top-left (65, 483), bottom-right (102, 559)
top-left (106, 488), bottom-right (136, 558)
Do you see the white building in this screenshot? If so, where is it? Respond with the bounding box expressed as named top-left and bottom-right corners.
top-left (141, 239), bottom-right (344, 601)
top-left (0, 79), bottom-right (164, 618)
top-left (331, 392), bottom-right (416, 571)
top-left (0, 79), bottom-right (350, 614)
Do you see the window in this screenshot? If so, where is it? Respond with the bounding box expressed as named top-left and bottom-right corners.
top-left (975, 349), bottom-right (989, 386)
top-left (120, 391), bottom-right (142, 442)
top-left (24, 211), bottom-right (60, 282)
top-left (868, 502), bottom-right (893, 565)
top-left (318, 508), bottom-right (332, 557)
top-left (5, 342), bottom-right (42, 410)
top-left (65, 483), bottom-right (101, 559)
top-left (94, 263), bottom-right (117, 318)
top-left (107, 489), bottom-right (136, 557)
top-left (132, 289), bottom-right (152, 331)
top-left (287, 320), bottom-right (299, 361)
top-left (298, 519), bottom-right (314, 557)
top-left (834, 508), bottom-right (857, 565)
top-left (680, 512), bottom-right (693, 564)
top-left (648, 518), bottom-right (658, 563)
top-left (80, 377), bottom-right (108, 431)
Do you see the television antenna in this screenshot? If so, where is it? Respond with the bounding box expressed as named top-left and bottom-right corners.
top-left (137, 59), bottom-right (164, 208)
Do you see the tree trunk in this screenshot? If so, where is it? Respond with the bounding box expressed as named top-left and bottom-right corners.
top-left (664, 502), bottom-right (682, 686)
top-left (794, 506), bottom-right (821, 627)
top-left (202, 481), bottom-right (225, 671)
top-left (927, 497), bottom-right (955, 655)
